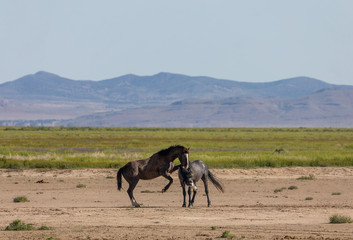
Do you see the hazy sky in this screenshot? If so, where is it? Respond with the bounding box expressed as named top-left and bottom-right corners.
top-left (1, 0), bottom-right (353, 85)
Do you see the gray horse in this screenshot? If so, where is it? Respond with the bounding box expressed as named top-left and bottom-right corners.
top-left (178, 160), bottom-right (224, 207)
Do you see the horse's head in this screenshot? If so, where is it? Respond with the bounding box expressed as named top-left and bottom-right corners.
top-left (179, 167), bottom-right (197, 191)
top-left (178, 147), bottom-right (190, 168)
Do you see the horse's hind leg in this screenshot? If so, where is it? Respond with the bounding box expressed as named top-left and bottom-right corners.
top-left (127, 178), bottom-right (140, 207)
top-left (202, 175), bottom-right (211, 207)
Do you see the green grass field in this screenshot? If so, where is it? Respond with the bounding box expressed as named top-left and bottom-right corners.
top-left (1, 127), bottom-right (353, 169)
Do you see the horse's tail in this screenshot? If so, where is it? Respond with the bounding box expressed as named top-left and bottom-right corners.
top-left (208, 170), bottom-right (224, 193)
top-left (117, 165), bottom-right (125, 191)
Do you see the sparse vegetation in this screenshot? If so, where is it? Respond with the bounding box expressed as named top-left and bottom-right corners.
top-left (13, 196), bottom-right (29, 203)
top-left (5, 220), bottom-right (35, 231)
top-left (141, 190), bottom-right (155, 193)
top-left (288, 185), bottom-right (298, 190)
top-left (76, 184), bottom-right (86, 188)
top-left (221, 230), bottom-right (236, 239)
top-left (297, 174), bottom-right (316, 180)
top-left (274, 187), bottom-right (286, 193)
top-left (332, 192), bottom-right (341, 195)
top-left (329, 214), bottom-right (352, 224)
top-left (38, 225), bottom-right (52, 230)
top-left (211, 226), bottom-right (217, 230)
top-left (305, 197), bottom-right (313, 200)
top-left (1, 127), bottom-right (353, 169)
top-left (5, 219), bottom-right (53, 231)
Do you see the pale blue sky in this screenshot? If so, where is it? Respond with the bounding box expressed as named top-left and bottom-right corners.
top-left (1, 0), bottom-right (353, 85)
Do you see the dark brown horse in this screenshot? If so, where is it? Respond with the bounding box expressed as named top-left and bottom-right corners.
top-left (117, 145), bottom-right (190, 207)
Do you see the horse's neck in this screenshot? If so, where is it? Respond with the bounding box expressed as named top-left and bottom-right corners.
top-left (167, 151), bottom-right (179, 162)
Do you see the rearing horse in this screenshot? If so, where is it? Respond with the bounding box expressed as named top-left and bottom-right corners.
top-left (117, 145), bottom-right (190, 207)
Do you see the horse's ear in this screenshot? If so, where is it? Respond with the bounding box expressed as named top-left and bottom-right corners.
top-left (187, 147), bottom-right (190, 151)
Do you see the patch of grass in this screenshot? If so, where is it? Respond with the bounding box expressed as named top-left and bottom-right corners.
top-left (221, 230), bottom-right (236, 239)
top-left (2, 127), bottom-right (353, 169)
top-left (274, 187), bottom-right (286, 193)
top-left (211, 226), bottom-right (217, 230)
top-left (288, 185), bottom-right (298, 190)
top-left (141, 190), bottom-right (155, 193)
top-left (329, 214), bottom-right (353, 224)
top-left (297, 174), bottom-right (316, 180)
top-left (305, 197), bottom-right (313, 200)
top-left (38, 225), bottom-right (52, 230)
top-left (76, 184), bottom-right (86, 188)
top-left (332, 192), bottom-right (341, 195)
top-left (5, 220), bottom-right (35, 231)
top-left (13, 196), bottom-right (29, 203)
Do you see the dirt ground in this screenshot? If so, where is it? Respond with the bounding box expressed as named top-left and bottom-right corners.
top-left (1, 167), bottom-right (353, 240)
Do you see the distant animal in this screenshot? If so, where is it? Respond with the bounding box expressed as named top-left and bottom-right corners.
top-left (178, 160), bottom-right (224, 207)
top-left (117, 145), bottom-right (190, 207)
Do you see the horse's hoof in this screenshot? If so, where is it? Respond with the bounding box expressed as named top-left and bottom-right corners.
top-left (161, 189), bottom-right (166, 193)
top-left (132, 202), bottom-right (141, 207)
top-left (182, 204), bottom-right (186, 207)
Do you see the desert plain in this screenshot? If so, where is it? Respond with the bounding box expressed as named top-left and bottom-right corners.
top-left (1, 167), bottom-right (353, 240)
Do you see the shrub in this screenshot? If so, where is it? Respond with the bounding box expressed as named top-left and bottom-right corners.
top-left (221, 230), bottom-right (235, 239)
top-left (329, 214), bottom-right (352, 224)
top-left (13, 196), bottom-right (29, 203)
top-left (76, 184), bottom-right (86, 188)
top-left (305, 197), bottom-right (313, 200)
top-left (5, 220), bottom-right (35, 231)
top-left (288, 185), bottom-right (298, 190)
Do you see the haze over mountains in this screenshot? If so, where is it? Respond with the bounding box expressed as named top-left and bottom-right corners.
top-left (0, 71), bottom-right (352, 127)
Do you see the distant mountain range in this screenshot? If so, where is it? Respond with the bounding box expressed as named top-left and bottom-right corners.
top-left (1, 71), bottom-right (353, 127)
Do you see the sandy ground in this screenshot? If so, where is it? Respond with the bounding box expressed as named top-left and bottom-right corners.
top-left (1, 167), bottom-right (353, 240)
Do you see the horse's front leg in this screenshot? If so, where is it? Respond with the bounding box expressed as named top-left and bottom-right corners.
top-left (161, 171), bottom-right (173, 193)
top-left (181, 182), bottom-right (187, 207)
top-left (188, 186), bottom-right (197, 207)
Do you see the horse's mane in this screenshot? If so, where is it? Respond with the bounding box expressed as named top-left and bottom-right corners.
top-left (157, 145), bottom-right (185, 156)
